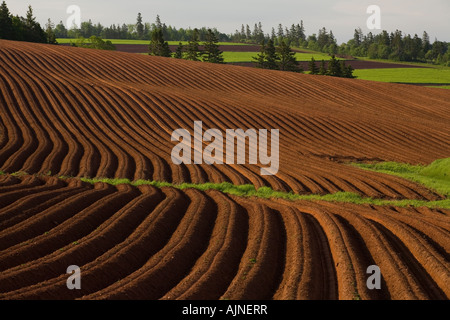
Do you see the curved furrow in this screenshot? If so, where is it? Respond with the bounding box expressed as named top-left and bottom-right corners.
top-left (0, 68), bottom-right (38, 173)
top-left (299, 206), bottom-right (357, 300)
top-left (0, 184), bottom-right (161, 296)
top-left (0, 175), bottom-right (42, 194)
top-left (0, 174), bottom-right (21, 187)
top-left (362, 211), bottom-right (449, 299)
top-left (83, 188), bottom-right (217, 299)
top-left (0, 81), bottom-right (24, 167)
top-left (2, 49), bottom-right (71, 174)
top-left (0, 53), bottom-right (54, 174)
top-left (270, 205), bottom-right (311, 300)
top-left (4, 187), bottom-right (187, 300)
top-left (220, 199), bottom-right (286, 300)
top-left (0, 180), bottom-right (119, 258)
top-left (0, 178), bottom-right (87, 229)
top-left (0, 176), bottom-right (63, 215)
top-left (161, 190), bottom-right (248, 300)
top-left (315, 201), bottom-right (446, 299)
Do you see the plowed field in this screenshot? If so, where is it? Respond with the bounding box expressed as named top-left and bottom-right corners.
top-left (0, 40), bottom-right (449, 300)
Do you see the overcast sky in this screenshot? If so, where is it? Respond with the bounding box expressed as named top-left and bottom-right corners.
top-left (6, 0), bottom-right (450, 43)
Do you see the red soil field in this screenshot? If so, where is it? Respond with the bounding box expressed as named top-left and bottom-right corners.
top-left (0, 40), bottom-right (449, 300)
top-left (0, 175), bottom-right (448, 300)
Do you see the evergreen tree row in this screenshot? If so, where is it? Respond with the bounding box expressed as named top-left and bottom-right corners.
top-left (253, 39), bottom-right (302, 72)
top-left (0, 2), bottom-right (55, 44)
top-left (149, 28), bottom-right (224, 64)
top-left (336, 28), bottom-right (449, 65)
top-left (308, 56), bottom-right (355, 78)
top-left (54, 13), bottom-right (230, 42)
top-left (2, 0), bottom-right (448, 67)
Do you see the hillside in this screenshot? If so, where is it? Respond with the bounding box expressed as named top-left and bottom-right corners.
top-left (0, 40), bottom-right (449, 300)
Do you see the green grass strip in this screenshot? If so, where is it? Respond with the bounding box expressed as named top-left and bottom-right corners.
top-left (351, 158), bottom-right (450, 198)
top-left (1, 166), bottom-right (449, 209)
top-left (77, 177), bottom-right (449, 209)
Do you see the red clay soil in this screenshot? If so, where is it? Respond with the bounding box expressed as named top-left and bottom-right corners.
top-left (0, 175), bottom-right (448, 300)
top-left (0, 40), bottom-right (449, 300)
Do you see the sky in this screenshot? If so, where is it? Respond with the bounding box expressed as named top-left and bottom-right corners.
top-left (6, 0), bottom-right (450, 43)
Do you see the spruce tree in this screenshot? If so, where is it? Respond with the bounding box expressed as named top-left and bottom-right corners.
top-left (277, 39), bottom-right (301, 72)
top-left (45, 18), bottom-right (57, 44)
top-left (148, 28), bottom-right (171, 57)
top-left (264, 39), bottom-right (279, 70)
top-left (253, 40), bottom-right (266, 68)
top-left (0, 1), bottom-right (13, 39)
top-left (319, 60), bottom-right (327, 75)
top-left (342, 62), bottom-right (355, 78)
top-left (202, 29), bottom-right (224, 63)
top-left (136, 13), bottom-right (144, 39)
top-left (174, 42), bottom-right (184, 59)
top-left (327, 55), bottom-right (342, 77)
top-left (308, 57), bottom-right (319, 74)
top-left (23, 6), bottom-right (46, 42)
top-left (185, 28), bottom-right (200, 61)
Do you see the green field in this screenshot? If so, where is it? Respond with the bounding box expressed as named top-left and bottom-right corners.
top-left (136, 51), bottom-right (338, 64)
top-left (431, 85), bottom-right (450, 89)
top-left (223, 51), bottom-right (337, 63)
top-left (353, 67), bottom-right (450, 85)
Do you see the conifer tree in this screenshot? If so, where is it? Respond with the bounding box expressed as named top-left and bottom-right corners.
top-left (277, 39), bottom-right (301, 72)
top-left (23, 5), bottom-right (46, 43)
top-left (0, 1), bottom-right (13, 39)
top-left (185, 28), bottom-right (201, 61)
top-left (136, 13), bottom-right (144, 39)
top-left (327, 55), bottom-right (342, 77)
top-left (202, 29), bottom-right (224, 63)
top-left (253, 40), bottom-right (266, 68)
top-left (342, 61), bottom-right (355, 78)
top-left (148, 28), bottom-right (171, 57)
top-left (264, 39), bottom-right (279, 70)
top-left (319, 60), bottom-right (327, 75)
top-left (308, 57), bottom-right (319, 74)
top-left (174, 42), bottom-right (184, 59)
top-left (45, 18), bottom-right (57, 44)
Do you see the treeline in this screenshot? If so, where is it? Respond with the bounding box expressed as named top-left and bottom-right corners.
top-left (148, 27), bottom-right (224, 64)
top-left (252, 40), bottom-right (355, 78)
top-left (55, 14), bottom-right (230, 42)
top-left (230, 22), bottom-right (307, 47)
top-left (253, 39), bottom-right (302, 72)
top-left (0, 2), bottom-right (56, 44)
top-left (2, 0), bottom-right (448, 67)
top-left (234, 22), bottom-right (449, 66)
top-left (337, 29), bottom-right (450, 65)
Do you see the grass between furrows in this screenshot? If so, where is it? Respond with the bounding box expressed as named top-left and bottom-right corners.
top-left (76, 177), bottom-right (450, 209)
top-left (1, 158), bottom-right (448, 209)
top-left (351, 158), bottom-right (450, 198)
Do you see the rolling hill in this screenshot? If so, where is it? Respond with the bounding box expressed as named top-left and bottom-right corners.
top-left (0, 40), bottom-right (449, 300)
